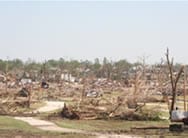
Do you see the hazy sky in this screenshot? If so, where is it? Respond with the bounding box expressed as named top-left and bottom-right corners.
top-left (0, 1), bottom-right (188, 64)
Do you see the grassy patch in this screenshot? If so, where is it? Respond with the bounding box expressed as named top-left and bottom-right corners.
top-left (0, 116), bottom-right (42, 133)
top-left (54, 119), bottom-right (188, 137)
top-left (54, 119), bottom-right (169, 133)
top-left (0, 129), bottom-right (94, 138)
top-left (0, 116), bottom-right (94, 138)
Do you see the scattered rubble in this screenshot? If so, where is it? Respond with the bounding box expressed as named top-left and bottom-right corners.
top-left (60, 103), bottom-right (80, 120)
top-left (17, 88), bottom-right (30, 97)
top-left (41, 81), bottom-right (49, 89)
top-left (0, 62), bottom-right (183, 121)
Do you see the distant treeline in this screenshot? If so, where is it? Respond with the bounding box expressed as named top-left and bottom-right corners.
top-left (0, 57), bottom-right (182, 80)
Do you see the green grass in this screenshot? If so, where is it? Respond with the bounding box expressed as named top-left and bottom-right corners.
top-left (54, 119), bottom-right (188, 137)
top-left (0, 116), bottom-right (94, 138)
top-left (54, 119), bottom-right (169, 132)
top-left (0, 116), bottom-right (42, 133)
top-left (0, 129), bottom-right (94, 138)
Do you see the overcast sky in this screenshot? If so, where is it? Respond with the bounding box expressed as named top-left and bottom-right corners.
top-left (0, 1), bottom-right (188, 64)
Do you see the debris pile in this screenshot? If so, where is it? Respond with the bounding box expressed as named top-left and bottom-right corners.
top-left (60, 104), bottom-right (80, 120)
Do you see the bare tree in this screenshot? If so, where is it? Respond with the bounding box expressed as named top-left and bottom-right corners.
top-left (155, 59), bottom-right (171, 109)
top-left (165, 48), bottom-right (184, 118)
top-left (5, 57), bottom-right (9, 94)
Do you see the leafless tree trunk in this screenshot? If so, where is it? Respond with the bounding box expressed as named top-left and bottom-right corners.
top-left (5, 57), bottom-right (9, 94)
top-left (155, 59), bottom-right (170, 109)
top-left (27, 85), bottom-right (32, 108)
top-left (184, 66), bottom-right (187, 111)
top-left (166, 48), bottom-right (184, 118)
